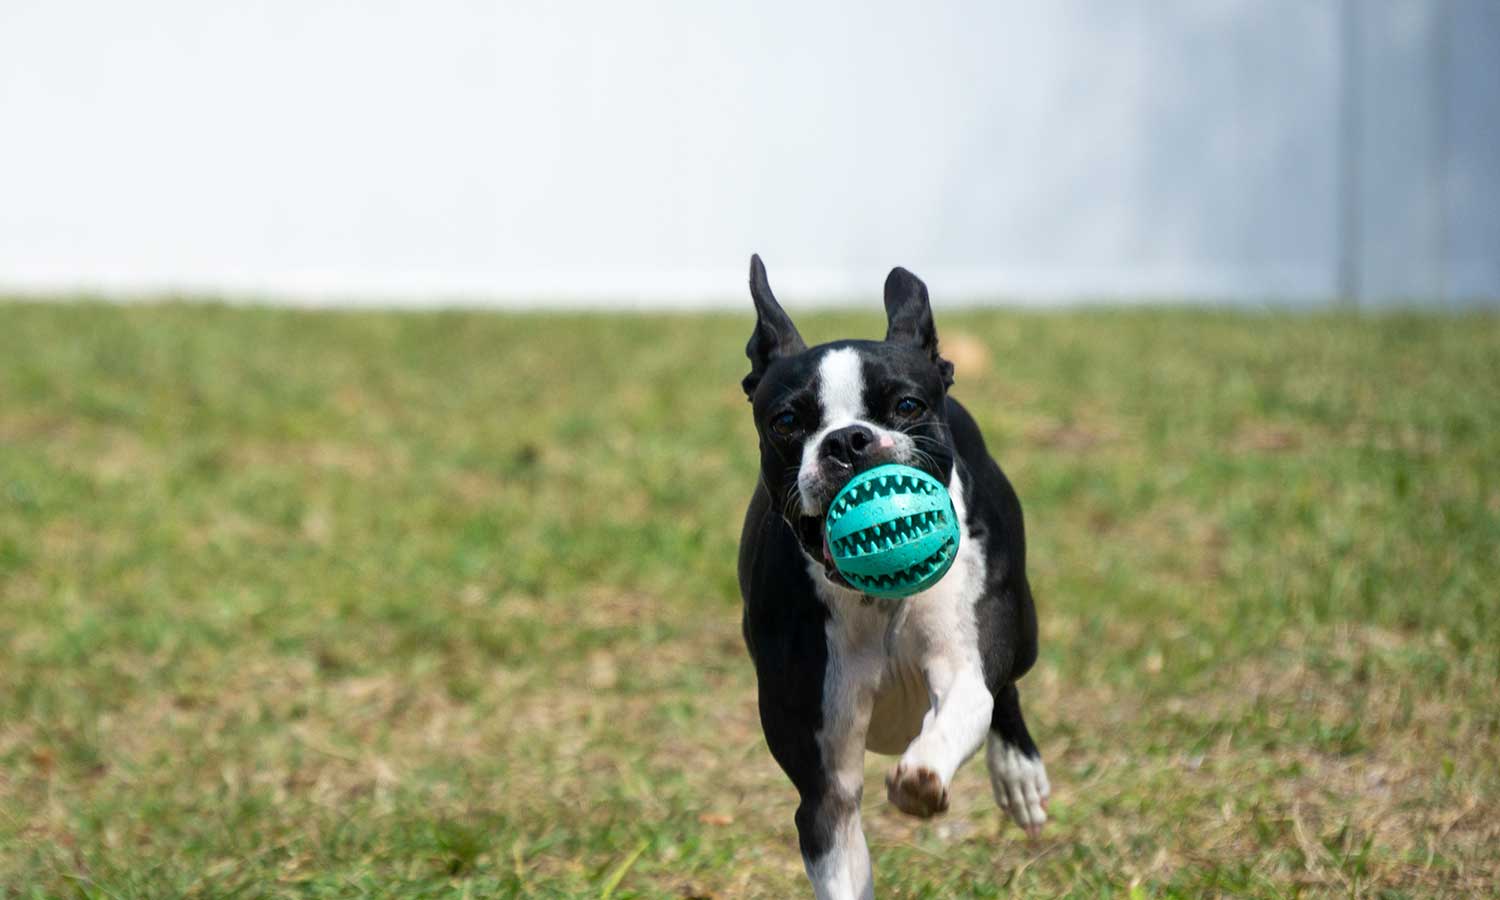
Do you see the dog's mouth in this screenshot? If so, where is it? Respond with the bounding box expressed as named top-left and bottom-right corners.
top-left (795, 511), bottom-right (850, 587)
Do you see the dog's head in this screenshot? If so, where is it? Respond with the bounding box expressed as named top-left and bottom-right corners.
top-left (741, 254), bottom-right (958, 582)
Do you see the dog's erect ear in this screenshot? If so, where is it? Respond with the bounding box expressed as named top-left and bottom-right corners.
top-left (742, 254), bottom-right (806, 398)
top-left (884, 266), bottom-right (954, 387)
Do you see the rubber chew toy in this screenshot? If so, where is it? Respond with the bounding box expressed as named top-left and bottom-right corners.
top-left (824, 463), bottom-right (960, 598)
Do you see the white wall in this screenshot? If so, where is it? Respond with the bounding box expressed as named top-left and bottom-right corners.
top-left (1, 1), bottom-right (1496, 307)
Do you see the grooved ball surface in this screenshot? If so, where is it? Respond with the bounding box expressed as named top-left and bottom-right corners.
top-left (825, 463), bottom-right (960, 599)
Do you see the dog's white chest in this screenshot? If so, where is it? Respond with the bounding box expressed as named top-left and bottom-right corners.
top-left (866, 653), bottom-right (929, 754)
top-left (811, 469), bottom-right (988, 756)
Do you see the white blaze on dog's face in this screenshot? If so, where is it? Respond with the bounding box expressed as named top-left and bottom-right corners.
top-left (795, 347), bottom-right (913, 516)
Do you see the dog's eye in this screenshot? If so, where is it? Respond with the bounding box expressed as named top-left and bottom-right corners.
top-left (894, 397), bottom-right (926, 417)
top-left (770, 411), bottom-right (799, 437)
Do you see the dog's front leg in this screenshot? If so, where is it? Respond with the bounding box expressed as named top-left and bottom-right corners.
top-left (886, 653), bottom-right (993, 817)
top-left (795, 758), bottom-right (872, 900)
top-left (801, 649), bottom-right (879, 900)
top-left (763, 641), bottom-right (879, 900)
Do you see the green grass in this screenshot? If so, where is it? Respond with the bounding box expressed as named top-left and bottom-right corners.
top-left (1, 301), bottom-right (1497, 898)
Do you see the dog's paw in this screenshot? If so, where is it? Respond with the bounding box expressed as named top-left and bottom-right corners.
top-left (986, 739), bottom-right (1050, 838)
top-left (886, 763), bottom-right (949, 818)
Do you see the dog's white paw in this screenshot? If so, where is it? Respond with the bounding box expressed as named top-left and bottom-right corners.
top-left (886, 762), bottom-right (950, 818)
top-left (986, 737), bottom-right (1050, 838)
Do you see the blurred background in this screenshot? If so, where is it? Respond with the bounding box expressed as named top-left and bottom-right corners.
top-left (2, 0), bottom-right (1497, 308)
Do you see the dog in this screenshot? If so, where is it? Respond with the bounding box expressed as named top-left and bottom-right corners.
top-left (737, 255), bottom-right (1049, 899)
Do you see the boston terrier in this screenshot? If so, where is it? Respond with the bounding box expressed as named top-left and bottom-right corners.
top-left (737, 255), bottom-right (1049, 899)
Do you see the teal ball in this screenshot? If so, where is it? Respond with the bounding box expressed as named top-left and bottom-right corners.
top-left (824, 463), bottom-right (960, 598)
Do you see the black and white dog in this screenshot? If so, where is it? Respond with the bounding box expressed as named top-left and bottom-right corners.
top-left (737, 255), bottom-right (1049, 899)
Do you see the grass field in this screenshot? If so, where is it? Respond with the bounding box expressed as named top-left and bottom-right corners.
top-left (1, 302), bottom-right (1498, 898)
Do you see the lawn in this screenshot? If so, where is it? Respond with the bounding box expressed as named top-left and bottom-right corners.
top-left (1, 302), bottom-right (1497, 898)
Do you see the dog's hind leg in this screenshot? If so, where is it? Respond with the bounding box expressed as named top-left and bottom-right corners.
top-left (986, 681), bottom-right (1050, 837)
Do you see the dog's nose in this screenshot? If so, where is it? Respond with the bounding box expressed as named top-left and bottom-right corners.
top-left (819, 424), bottom-right (876, 469)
